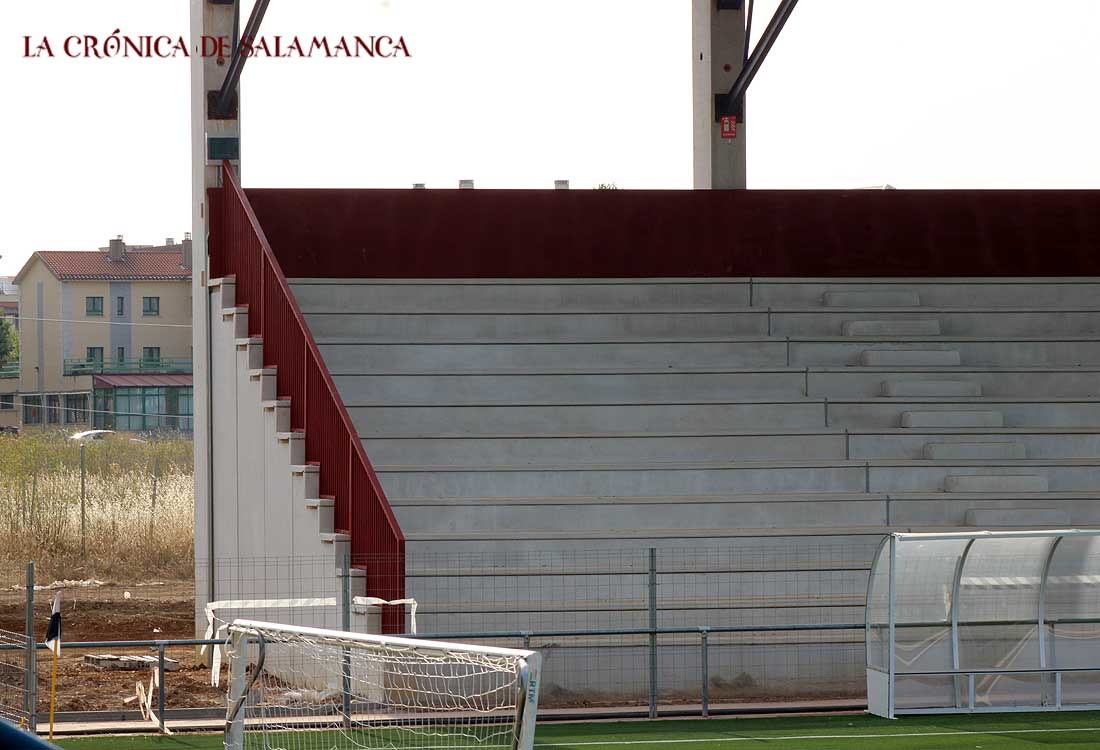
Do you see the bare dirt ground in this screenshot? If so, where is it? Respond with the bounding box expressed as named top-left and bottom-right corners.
top-left (0, 580), bottom-right (224, 713)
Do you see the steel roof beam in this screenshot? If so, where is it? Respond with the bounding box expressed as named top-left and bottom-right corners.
top-left (214, 0), bottom-right (273, 118)
top-left (717, 0), bottom-right (799, 119)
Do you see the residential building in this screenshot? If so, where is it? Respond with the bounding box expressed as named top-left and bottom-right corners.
top-left (13, 236), bottom-right (193, 431)
top-left (0, 277), bottom-right (19, 431)
top-left (0, 277), bottom-right (17, 327)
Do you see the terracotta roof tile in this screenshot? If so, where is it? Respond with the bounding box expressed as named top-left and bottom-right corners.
top-left (34, 250), bottom-right (190, 281)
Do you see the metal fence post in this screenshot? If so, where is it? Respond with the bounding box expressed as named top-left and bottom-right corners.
top-left (157, 643), bottom-right (166, 733)
top-left (648, 547), bottom-right (658, 720)
top-left (24, 562), bottom-right (36, 731)
top-left (341, 551), bottom-right (352, 730)
top-left (80, 442), bottom-right (87, 560)
top-left (701, 628), bottom-right (710, 718)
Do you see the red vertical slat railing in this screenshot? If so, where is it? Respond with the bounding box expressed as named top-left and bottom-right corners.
top-left (210, 161), bottom-right (406, 633)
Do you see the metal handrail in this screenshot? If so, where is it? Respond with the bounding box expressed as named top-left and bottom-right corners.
top-left (63, 357), bottom-right (193, 375)
top-left (213, 161), bottom-right (406, 632)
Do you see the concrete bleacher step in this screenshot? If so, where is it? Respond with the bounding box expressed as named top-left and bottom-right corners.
top-left (882, 380), bottom-right (981, 397)
top-left (350, 401), bottom-right (827, 434)
top-left (333, 367), bottom-right (1100, 402)
top-left (818, 367), bottom-right (1100, 398)
top-left (377, 459), bottom-right (1100, 498)
top-left (290, 279), bottom-right (751, 312)
top-left (823, 290), bottom-right (921, 307)
top-left (861, 349), bottom-right (961, 367)
top-left (943, 474), bottom-right (1049, 492)
top-left (349, 399), bottom-right (1100, 435)
top-left (305, 311), bottom-right (772, 340)
top-left (922, 442), bottom-right (1026, 460)
top-left (317, 339), bottom-right (789, 371)
top-left (393, 491), bottom-right (1089, 534)
top-left (391, 493), bottom-right (889, 533)
top-left (754, 278), bottom-right (1100, 307)
top-left (318, 338), bottom-right (1100, 372)
top-left (302, 305), bottom-right (1100, 340)
top-left (901, 410), bottom-right (1004, 428)
top-left (370, 432), bottom-right (849, 464)
top-left (842, 320), bottom-right (941, 336)
top-left (334, 370), bottom-right (808, 403)
top-left (775, 309), bottom-right (1100, 337)
top-left (822, 338), bottom-right (1100, 368)
top-left (964, 508), bottom-right (1070, 527)
top-left (368, 429), bottom-right (1100, 465)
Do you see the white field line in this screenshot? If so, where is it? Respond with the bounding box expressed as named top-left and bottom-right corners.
top-left (534, 724), bottom-right (1100, 747)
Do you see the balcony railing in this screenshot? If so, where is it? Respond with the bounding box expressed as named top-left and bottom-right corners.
top-left (63, 357), bottom-right (193, 376)
top-left (212, 160), bottom-right (406, 633)
top-left (0, 361), bottom-right (17, 378)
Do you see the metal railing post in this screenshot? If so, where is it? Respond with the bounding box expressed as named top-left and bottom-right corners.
top-left (341, 551), bottom-right (352, 730)
top-left (24, 562), bottom-right (36, 731)
top-left (648, 548), bottom-right (658, 720)
top-left (157, 643), bottom-right (166, 733)
top-left (700, 628), bottom-right (710, 718)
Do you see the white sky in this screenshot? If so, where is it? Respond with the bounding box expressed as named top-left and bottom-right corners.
top-left (2, 0), bottom-right (1099, 276)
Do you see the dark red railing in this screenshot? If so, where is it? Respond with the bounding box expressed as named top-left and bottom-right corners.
top-left (210, 161), bottom-right (406, 633)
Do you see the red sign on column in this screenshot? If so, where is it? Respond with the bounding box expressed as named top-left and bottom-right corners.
top-left (720, 115), bottom-right (738, 140)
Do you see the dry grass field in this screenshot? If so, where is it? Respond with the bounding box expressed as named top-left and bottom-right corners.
top-left (0, 431), bottom-right (194, 586)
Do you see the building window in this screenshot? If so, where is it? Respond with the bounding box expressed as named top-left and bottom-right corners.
top-left (46, 394), bottom-right (60, 424)
top-left (94, 385), bottom-right (192, 432)
top-left (142, 347), bottom-right (161, 366)
top-left (142, 296), bottom-right (160, 316)
top-left (22, 396), bottom-right (41, 424)
top-left (64, 394), bottom-right (88, 423)
top-left (117, 346), bottom-right (125, 363)
top-left (93, 390), bottom-right (112, 430)
top-left (116, 296), bottom-right (125, 317)
top-left (86, 347), bottom-right (104, 364)
top-left (86, 296), bottom-right (104, 316)
top-left (0, 394), bottom-right (13, 410)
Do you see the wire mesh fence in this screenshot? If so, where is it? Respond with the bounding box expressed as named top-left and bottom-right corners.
top-left (4, 538), bottom-right (880, 730)
top-left (199, 538), bottom-right (879, 713)
top-left (0, 625), bottom-right (31, 728)
top-left (10, 532), bottom-right (1100, 729)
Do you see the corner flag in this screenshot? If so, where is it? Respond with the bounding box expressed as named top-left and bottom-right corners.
top-left (45, 592), bottom-right (61, 657)
top-left (45, 592), bottom-right (61, 739)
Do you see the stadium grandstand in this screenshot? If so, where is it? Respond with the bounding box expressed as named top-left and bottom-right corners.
top-left (183, 0), bottom-right (1100, 741)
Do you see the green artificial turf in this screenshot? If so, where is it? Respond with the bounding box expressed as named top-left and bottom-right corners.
top-left (54, 711), bottom-right (1100, 750)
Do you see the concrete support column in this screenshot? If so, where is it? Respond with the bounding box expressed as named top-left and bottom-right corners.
top-left (191, 0), bottom-right (240, 634)
top-left (692, 0), bottom-right (748, 189)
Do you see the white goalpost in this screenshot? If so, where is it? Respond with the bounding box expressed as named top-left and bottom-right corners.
top-left (223, 619), bottom-right (542, 750)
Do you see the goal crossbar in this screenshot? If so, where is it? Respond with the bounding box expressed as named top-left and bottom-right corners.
top-left (224, 619), bottom-right (542, 750)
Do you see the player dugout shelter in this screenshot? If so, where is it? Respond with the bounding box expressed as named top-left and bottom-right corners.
top-left (866, 530), bottom-right (1100, 717)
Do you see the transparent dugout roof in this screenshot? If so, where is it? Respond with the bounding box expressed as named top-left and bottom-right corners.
top-left (867, 530), bottom-right (1100, 674)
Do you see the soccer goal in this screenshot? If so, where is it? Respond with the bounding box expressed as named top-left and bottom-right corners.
top-left (223, 619), bottom-right (541, 750)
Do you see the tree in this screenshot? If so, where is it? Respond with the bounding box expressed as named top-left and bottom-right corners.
top-left (0, 317), bottom-right (17, 364)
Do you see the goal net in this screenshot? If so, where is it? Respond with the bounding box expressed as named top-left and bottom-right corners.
top-left (223, 619), bottom-right (541, 750)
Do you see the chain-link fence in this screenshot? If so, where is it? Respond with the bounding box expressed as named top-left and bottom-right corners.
top-left (4, 539), bottom-right (878, 730)
top-left (0, 625), bottom-right (32, 728)
top-left (200, 538), bottom-right (879, 714)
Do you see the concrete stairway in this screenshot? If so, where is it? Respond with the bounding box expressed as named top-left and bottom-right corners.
top-left (290, 278), bottom-right (1100, 543)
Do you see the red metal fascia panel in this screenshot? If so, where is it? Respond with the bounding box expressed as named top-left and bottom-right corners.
top-left (242, 188), bottom-right (1100, 279)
